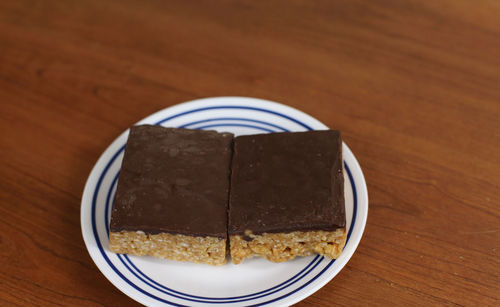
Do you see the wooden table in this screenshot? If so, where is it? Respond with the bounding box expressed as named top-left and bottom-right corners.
top-left (1, 1), bottom-right (499, 306)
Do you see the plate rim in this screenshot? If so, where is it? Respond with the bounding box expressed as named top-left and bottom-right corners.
top-left (81, 96), bottom-right (369, 306)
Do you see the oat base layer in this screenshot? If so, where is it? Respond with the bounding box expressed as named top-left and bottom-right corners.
top-left (230, 228), bottom-right (346, 264)
top-left (109, 231), bottom-right (226, 266)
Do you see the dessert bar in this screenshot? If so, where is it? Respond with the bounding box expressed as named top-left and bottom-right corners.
top-left (229, 130), bottom-right (346, 264)
top-left (109, 125), bottom-right (233, 265)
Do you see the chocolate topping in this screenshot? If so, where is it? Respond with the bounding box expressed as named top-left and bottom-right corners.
top-left (228, 130), bottom-right (345, 236)
top-left (109, 125), bottom-right (233, 238)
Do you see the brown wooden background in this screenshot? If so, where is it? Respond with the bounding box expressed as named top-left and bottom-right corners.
top-left (1, 0), bottom-right (499, 306)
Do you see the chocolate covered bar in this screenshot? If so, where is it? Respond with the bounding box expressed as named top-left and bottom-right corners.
top-left (229, 130), bottom-right (346, 264)
top-left (109, 125), bottom-right (233, 265)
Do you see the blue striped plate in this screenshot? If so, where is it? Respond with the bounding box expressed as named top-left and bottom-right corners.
top-left (80, 97), bottom-right (369, 306)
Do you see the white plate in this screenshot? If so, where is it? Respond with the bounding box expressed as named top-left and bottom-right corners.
top-left (81, 97), bottom-right (368, 307)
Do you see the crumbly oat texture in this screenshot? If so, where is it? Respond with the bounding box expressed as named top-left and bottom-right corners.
top-left (109, 231), bottom-right (227, 266)
top-left (230, 228), bottom-right (346, 264)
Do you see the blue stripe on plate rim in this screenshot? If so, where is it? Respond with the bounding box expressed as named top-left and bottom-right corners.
top-left (91, 106), bottom-right (358, 306)
top-left (179, 117), bottom-right (288, 132)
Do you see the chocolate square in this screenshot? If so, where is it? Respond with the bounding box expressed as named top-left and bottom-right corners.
top-left (109, 125), bottom-right (233, 239)
top-left (229, 130), bottom-right (345, 236)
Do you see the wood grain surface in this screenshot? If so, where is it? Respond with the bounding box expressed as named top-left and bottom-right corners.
top-left (1, 0), bottom-right (499, 306)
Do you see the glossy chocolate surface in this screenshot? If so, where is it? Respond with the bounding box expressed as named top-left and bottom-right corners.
top-left (229, 130), bottom-right (345, 235)
top-left (109, 125), bottom-right (233, 238)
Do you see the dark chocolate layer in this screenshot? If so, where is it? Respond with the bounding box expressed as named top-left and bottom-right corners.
top-left (228, 130), bottom-right (345, 236)
top-left (109, 125), bottom-right (233, 238)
